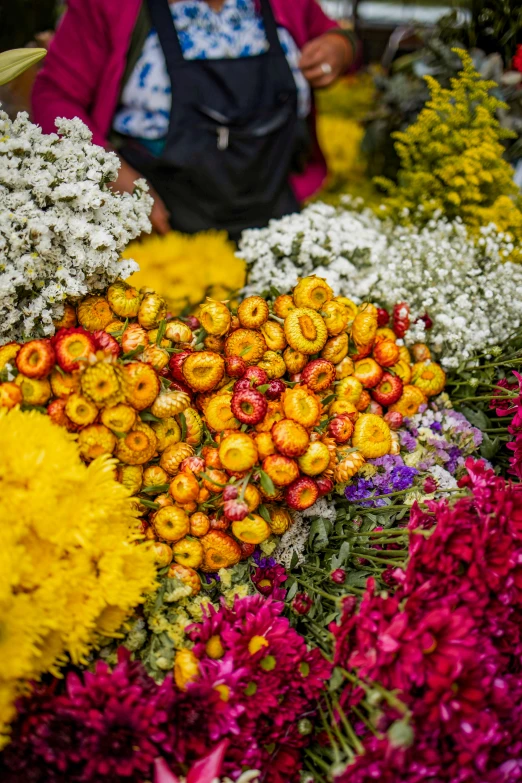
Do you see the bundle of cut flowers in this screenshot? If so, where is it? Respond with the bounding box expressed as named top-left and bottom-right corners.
top-left (0, 274), bottom-right (441, 595)
top-left (0, 112), bottom-right (151, 344)
top-left (0, 407), bottom-right (157, 745)
top-left (310, 457), bottom-right (522, 782)
top-left (0, 596), bottom-right (330, 783)
top-left (241, 52), bottom-right (522, 370)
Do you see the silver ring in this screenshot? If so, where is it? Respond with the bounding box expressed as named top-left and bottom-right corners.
top-left (320, 62), bottom-right (333, 75)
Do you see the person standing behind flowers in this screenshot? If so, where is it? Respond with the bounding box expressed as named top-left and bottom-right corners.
top-left (32, 0), bottom-right (356, 239)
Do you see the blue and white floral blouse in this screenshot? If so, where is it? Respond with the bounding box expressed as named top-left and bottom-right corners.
top-left (113, 0), bottom-right (311, 143)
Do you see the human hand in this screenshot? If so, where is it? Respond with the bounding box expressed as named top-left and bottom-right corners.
top-left (299, 33), bottom-right (353, 88)
top-left (111, 157), bottom-right (171, 235)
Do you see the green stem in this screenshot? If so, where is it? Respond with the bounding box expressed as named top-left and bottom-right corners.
top-left (350, 552), bottom-right (405, 568)
top-left (296, 577), bottom-right (339, 603)
top-left (332, 698), bottom-right (365, 755)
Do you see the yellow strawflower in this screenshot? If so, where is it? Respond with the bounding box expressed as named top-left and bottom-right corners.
top-left (376, 48), bottom-right (522, 249)
top-left (123, 230), bottom-right (246, 314)
top-left (0, 409), bottom-right (157, 745)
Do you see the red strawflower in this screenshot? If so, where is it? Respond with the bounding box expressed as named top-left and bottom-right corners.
top-left (265, 379), bottom-right (286, 400)
top-left (223, 499), bottom-right (249, 521)
top-left (377, 308), bottom-right (389, 327)
top-left (231, 387), bottom-right (267, 425)
top-left (169, 350), bottom-right (192, 382)
top-left (92, 330), bottom-right (121, 357)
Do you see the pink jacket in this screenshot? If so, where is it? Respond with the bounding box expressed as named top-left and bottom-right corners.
top-left (32, 0), bottom-right (340, 201)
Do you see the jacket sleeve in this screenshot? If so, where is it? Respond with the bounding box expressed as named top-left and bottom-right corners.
top-left (304, 0), bottom-right (339, 39)
top-left (32, 0), bottom-right (111, 147)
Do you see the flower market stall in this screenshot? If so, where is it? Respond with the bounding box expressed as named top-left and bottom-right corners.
top-left (1, 47), bottom-right (522, 783)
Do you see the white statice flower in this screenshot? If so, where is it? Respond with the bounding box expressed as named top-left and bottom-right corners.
top-left (0, 112), bottom-right (152, 343)
top-left (240, 201), bottom-right (384, 300)
top-left (273, 498), bottom-right (336, 568)
top-left (302, 497), bottom-right (337, 523)
top-left (428, 464), bottom-right (458, 491)
top-left (273, 511), bottom-right (309, 569)
top-left (240, 203), bottom-right (522, 369)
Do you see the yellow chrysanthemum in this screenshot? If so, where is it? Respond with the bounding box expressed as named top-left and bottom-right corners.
top-left (0, 409), bottom-right (156, 745)
top-left (124, 231), bottom-right (245, 314)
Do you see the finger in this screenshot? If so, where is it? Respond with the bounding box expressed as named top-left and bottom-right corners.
top-left (302, 64), bottom-right (337, 87)
top-left (299, 40), bottom-right (326, 69)
top-left (150, 202), bottom-right (171, 235)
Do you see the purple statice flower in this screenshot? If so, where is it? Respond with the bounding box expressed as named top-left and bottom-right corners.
top-left (252, 550), bottom-right (276, 569)
top-left (430, 421), bottom-right (443, 433)
top-left (399, 431), bottom-right (417, 452)
top-left (344, 456), bottom-right (418, 508)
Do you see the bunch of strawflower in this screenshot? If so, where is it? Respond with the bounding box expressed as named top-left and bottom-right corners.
top-left (240, 202), bottom-right (522, 370)
top-left (0, 112), bottom-right (152, 343)
top-left (328, 458), bottom-right (522, 782)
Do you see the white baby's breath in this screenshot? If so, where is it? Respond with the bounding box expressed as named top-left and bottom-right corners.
top-left (0, 112), bottom-right (152, 343)
top-left (240, 202), bottom-right (522, 369)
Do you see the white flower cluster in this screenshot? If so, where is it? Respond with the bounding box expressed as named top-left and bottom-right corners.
top-left (240, 202), bottom-right (522, 369)
top-left (0, 112), bottom-right (152, 343)
top-left (240, 201), bottom-right (383, 300)
top-left (273, 498), bottom-right (337, 568)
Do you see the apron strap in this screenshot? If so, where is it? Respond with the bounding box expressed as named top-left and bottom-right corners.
top-left (146, 0), bottom-right (284, 67)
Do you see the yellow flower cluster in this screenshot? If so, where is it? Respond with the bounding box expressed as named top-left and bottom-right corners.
top-left (376, 49), bottom-right (522, 238)
top-left (0, 409), bottom-right (157, 745)
top-left (123, 230), bottom-right (246, 314)
top-left (314, 73), bottom-right (380, 207)
top-left (317, 115), bottom-right (365, 189)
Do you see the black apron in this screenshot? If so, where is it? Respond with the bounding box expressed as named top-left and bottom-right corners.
top-left (120, 0), bottom-right (300, 239)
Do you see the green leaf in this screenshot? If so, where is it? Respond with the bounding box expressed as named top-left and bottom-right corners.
top-left (331, 541), bottom-right (351, 569)
top-left (459, 406), bottom-right (491, 430)
top-left (0, 48), bottom-right (46, 86)
top-left (321, 394), bottom-right (336, 406)
top-left (139, 498), bottom-right (160, 510)
top-left (309, 517), bottom-right (332, 551)
top-left (258, 504), bottom-right (271, 524)
top-left (286, 580), bottom-right (299, 601)
top-left (258, 469), bottom-right (276, 497)
top-left (142, 483), bottom-right (170, 495)
top-left (122, 344), bottom-right (145, 361)
top-left (155, 319), bottom-right (167, 346)
top-left (480, 433), bottom-right (502, 460)
top-left (140, 411), bottom-right (162, 423)
top-left (178, 411), bottom-right (187, 442)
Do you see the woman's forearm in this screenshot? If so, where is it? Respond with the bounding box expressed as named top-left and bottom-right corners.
top-left (32, 0), bottom-right (110, 147)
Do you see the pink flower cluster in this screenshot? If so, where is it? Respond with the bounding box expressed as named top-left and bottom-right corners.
top-left (1, 597), bottom-right (330, 783)
top-left (0, 649), bottom-right (174, 783)
top-left (183, 594), bottom-right (331, 781)
top-left (330, 458), bottom-right (522, 782)
top-left (491, 371), bottom-right (522, 480)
